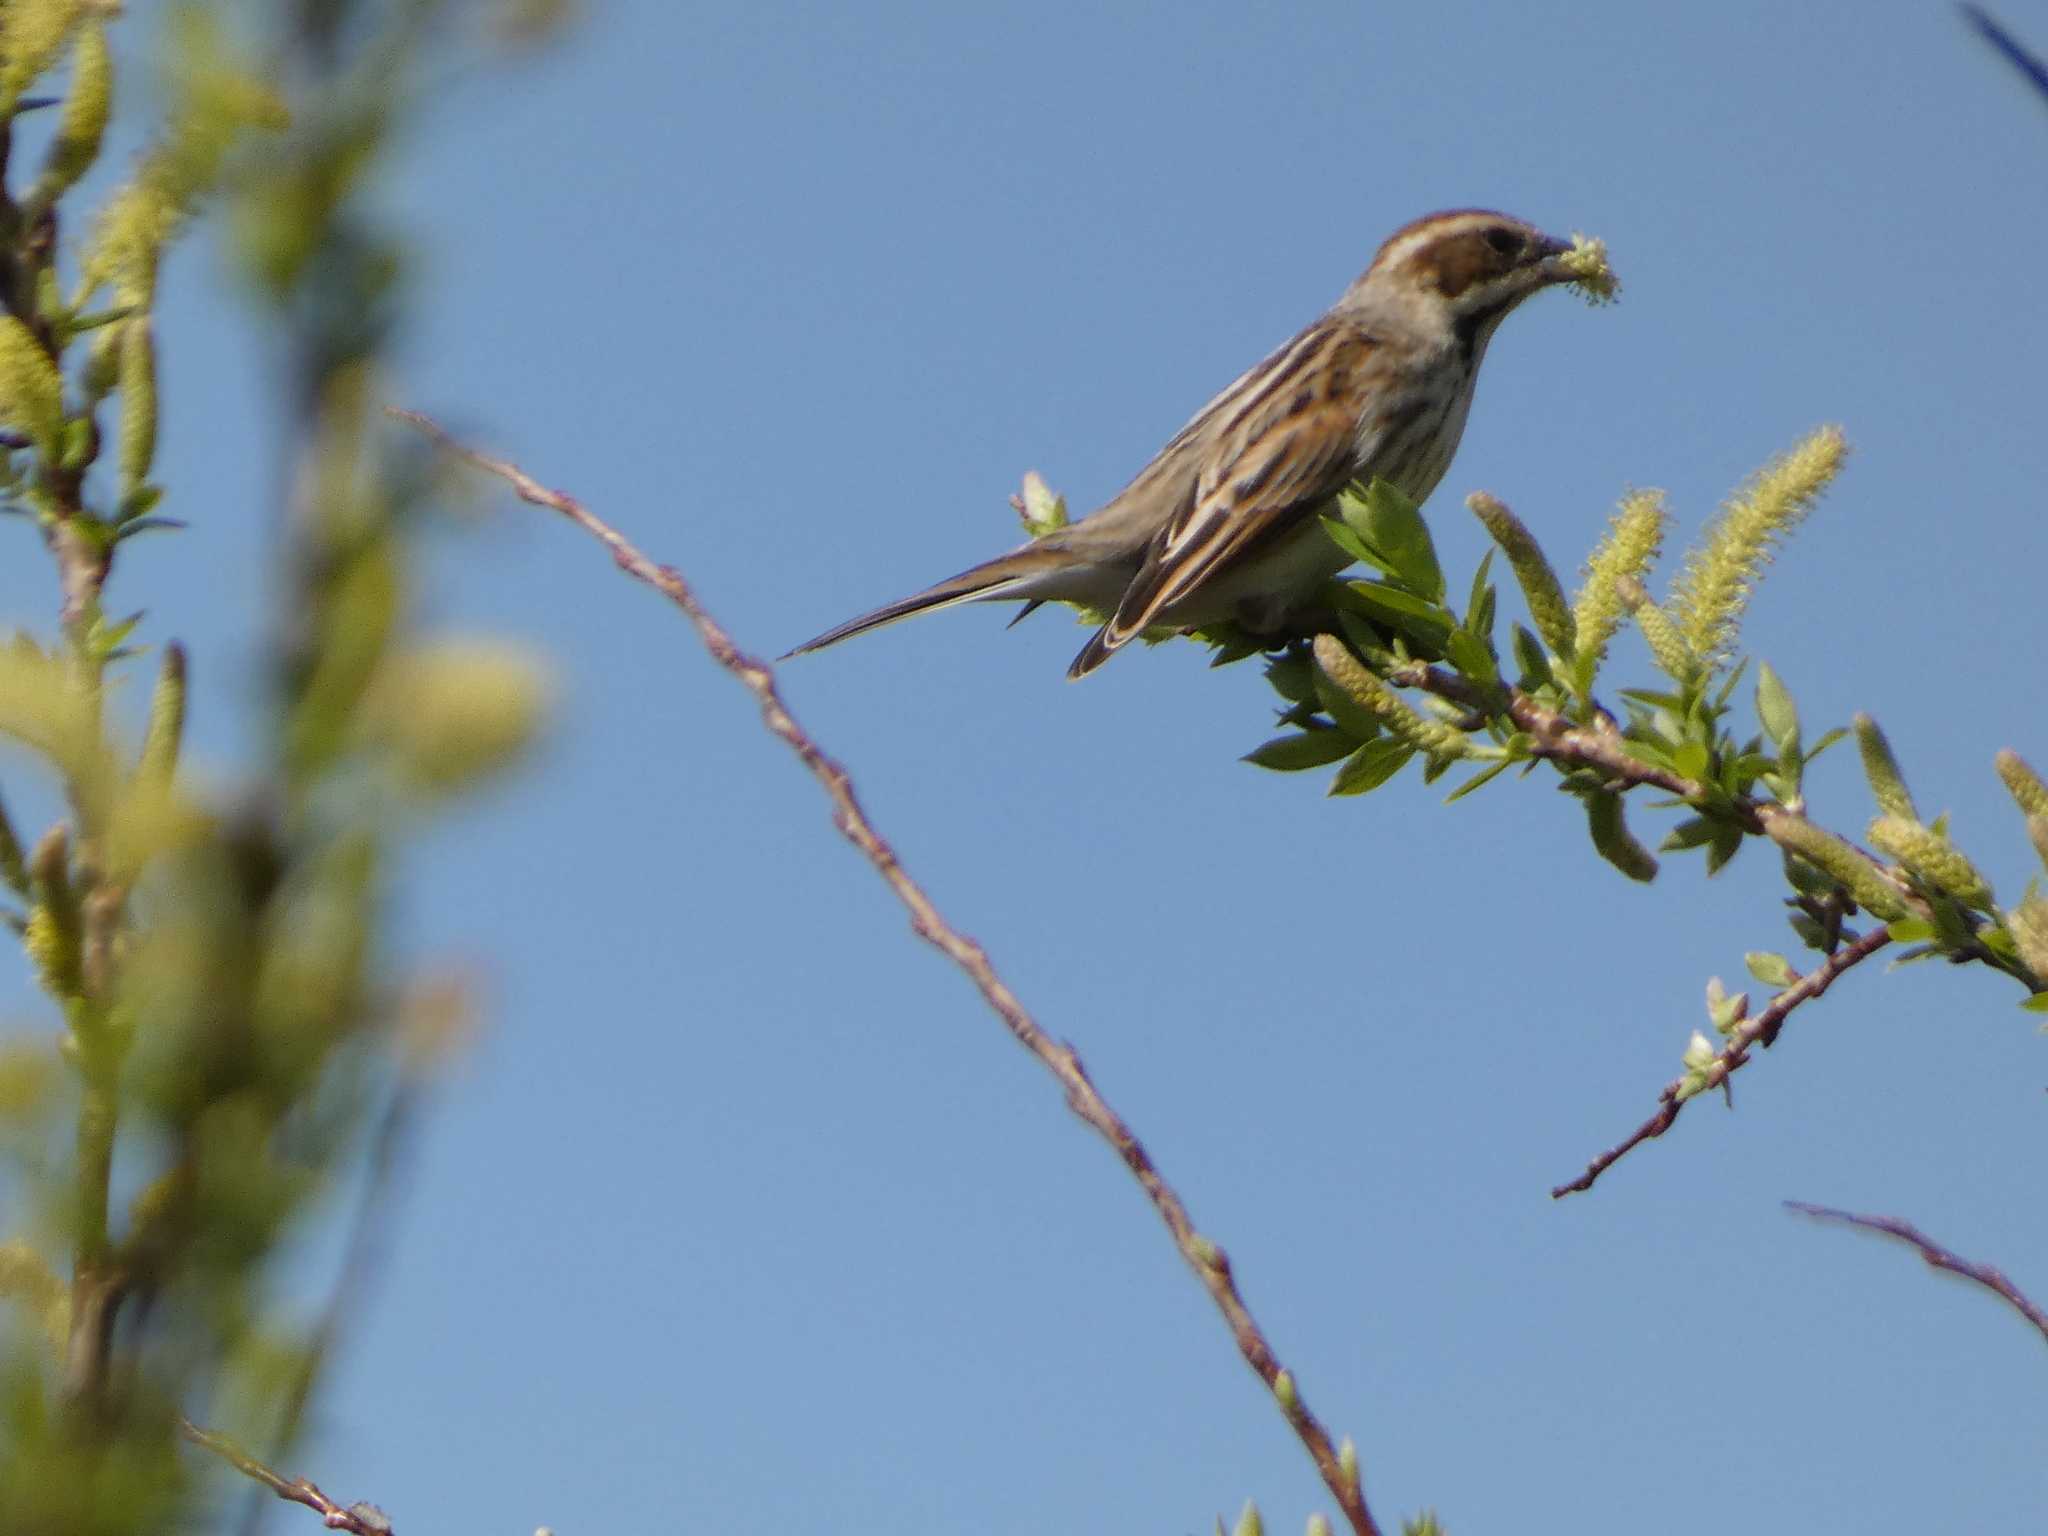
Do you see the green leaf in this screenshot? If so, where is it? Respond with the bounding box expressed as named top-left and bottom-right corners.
top-left (1262, 652), bottom-right (1315, 705)
top-left (1745, 951), bottom-right (1795, 988)
top-left (1704, 823), bottom-right (1744, 875)
top-left (1619, 687), bottom-right (1687, 712)
top-left (1444, 759), bottom-right (1511, 802)
top-left (1661, 817), bottom-right (1718, 852)
top-left (1886, 918), bottom-right (1937, 943)
top-left (1619, 735), bottom-right (1679, 773)
top-left (1713, 655), bottom-right (1751, 711)
top-left (1782, 851), bottom-right (1837, 899)
top-left (1465, 549), bottom-right (1495, 632)
top-left (2021, 992), bottom-right (2048, 1015)
top-left (1243, 729), bottom-right (1358, 771)
top-left (110, 514), bottom-right (186, 542)
top-left (1341, 581), bottom-right (1453, 653)
top-left (1788, 913), bottom-right (1830, 951)
top-left (1335, 608), bottom-right (1392, 662)
top-left (1328, 737), bottom-right (1414, 796)
top-left (1755, 662), bottom-right (1799, 753)
top-left (1339, 478), bottom-right (1444, 601)
top-left (1205, 627), bottom-right (1263, 666)
top-left (1672, 741), bottom-right (1712, 782)
top-left (1443, 626), bottom-right (1496, 686)
top-left (1806, 726), bottom-right (1848, 761)
top-left (1510, 624), bottom-right (1553, 690)
top-left (1321, 515), bottom-right (1378, 567)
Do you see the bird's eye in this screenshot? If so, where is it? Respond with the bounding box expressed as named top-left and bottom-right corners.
top-left (1483, 228), bottom-right (1524, 259)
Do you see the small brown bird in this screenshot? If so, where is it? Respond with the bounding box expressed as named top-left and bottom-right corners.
top-left (789, 209), bottom-right (1591, 679)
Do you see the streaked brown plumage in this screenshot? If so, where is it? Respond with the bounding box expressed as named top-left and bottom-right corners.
top-left (789, 210), bottom-right (1585, 679)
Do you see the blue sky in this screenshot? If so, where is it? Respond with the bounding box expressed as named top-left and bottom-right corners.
top-left (7, 1), bottom-right (2048, 1531)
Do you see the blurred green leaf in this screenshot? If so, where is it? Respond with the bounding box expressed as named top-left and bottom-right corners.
top-left (1328, 737), bottom-right (1414, 796)
top-left (1340, 582), bottom-right (1453, 653)
top-left (1442, 627), bottom-right (1495, 685)
top-left (1244, 729), bottom-right (1357, 772)
top-left (1509, 624), bottom-right (1553, 690)
top-left (1444, 760), bottom-right (1511, 802)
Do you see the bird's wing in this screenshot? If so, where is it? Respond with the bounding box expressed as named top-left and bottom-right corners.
top-left (1067, 322), bottom-right (1372, 678)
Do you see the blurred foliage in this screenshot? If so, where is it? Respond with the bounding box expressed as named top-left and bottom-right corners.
top-left (0, 2), bottom-right (557, 1531)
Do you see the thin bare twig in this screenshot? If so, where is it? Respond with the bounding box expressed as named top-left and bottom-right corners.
top-left (1380, 664), bottom-right (1937, 1195)
top-left (389, 408), bottom-right (1384, 1536)
top-left (180, 1418), bottom-right (392, 1535)
top-left (1962, 5), bottom-right (2048, 105)
top-left (1550, 925), bottom-right (1891, 1197)
top-left (1786, 1201), bottom-right (2048, 1346)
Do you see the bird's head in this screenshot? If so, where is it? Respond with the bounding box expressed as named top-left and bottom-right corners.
top-left (1343, 210), bottom-right (1580, 349)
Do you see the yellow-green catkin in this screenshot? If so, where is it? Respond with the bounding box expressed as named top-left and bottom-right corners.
top-left (137, 642), bottom-right (186, 788)
top-left (1854, 714), bottom-right (1916, 820)
top-left (1995, 749), bottom-right (2048, 818)
top-left (1671, 427), bottom-right (1848, 667)
top-left (1617, 577), bottom-right (1698, 686)
top-left (117, 316), bottom-right (157, 496)
top-left (1868, 815), bottom-right (1992, 909)
top-left (0, 1238), bottom-right (67, 1347)
top-left (1469, 492), bottom-right (1575, 660)
top-left (32, 17), bottom-right (110, 206)
top-left (1571, 489), bottom-right (1668, 689)
top-left (1768, 814), bottom-right (1912, 920)
top-left (1558, 234), bottom-right (1621, 304)
top-left (1311, 635), bottom-right (1470, 758)
top-left (24, 826), bottom-right (81, 1000)
top-left (2008, 899), bottom-right (2048, 985)
top-left (1014, 470), bottom-right (1066, 538)
top-left (0, 0), bottom-right (83, 114)
top-left (0, 317), bottom-right (65, 455)
top-left (1586, 790), bottom-right (1658, 882)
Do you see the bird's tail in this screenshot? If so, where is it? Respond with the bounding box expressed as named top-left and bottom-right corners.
top-left (781, 543), bottom-right (1075, 660)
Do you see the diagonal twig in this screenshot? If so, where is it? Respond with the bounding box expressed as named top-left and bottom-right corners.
top-left (1962, 5), bottom-right (2048, 105)
top-left (1550, 925), bottom-right (1891, 1197)
top-left (388, 408), bottom-right (1384, 1536)
top-left (1786, 1201), bottom-right (2048, 1346)
top-left (180, 1418), bottom-right (392, 1535)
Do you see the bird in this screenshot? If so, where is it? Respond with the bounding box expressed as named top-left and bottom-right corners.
top-left (787, 209), bottom-right (1594, 680)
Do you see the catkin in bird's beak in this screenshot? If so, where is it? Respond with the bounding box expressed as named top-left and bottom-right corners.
top-left (1550, 234), bottom-right (1620, 305)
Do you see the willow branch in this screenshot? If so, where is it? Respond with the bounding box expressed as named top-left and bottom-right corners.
top-left (1786, 1201), bottom-right (2048, 1346)
top-left (1378, 663), bottom-right (1936, 1193)
top-left (179, 1418), bottom-right (392, 1535)
top-left (1551, 925), bottom-right (1891, 1197)
top-left (389, 409), bottom-right (1384, 1536)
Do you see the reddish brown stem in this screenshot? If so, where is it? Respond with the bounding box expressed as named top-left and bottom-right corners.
top-left (1551, 926), bottom-right (1890, 1197)
top-left (1786, 1201), bottom-right (2048, 1346)
top-left (180, 1418), bottom-right (392, 1535)
top-left (390, 408), bottom-right (1384, 1536)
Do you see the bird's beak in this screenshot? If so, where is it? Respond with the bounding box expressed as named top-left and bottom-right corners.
top-left (1532, 234), bottom-right (1576, 283)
